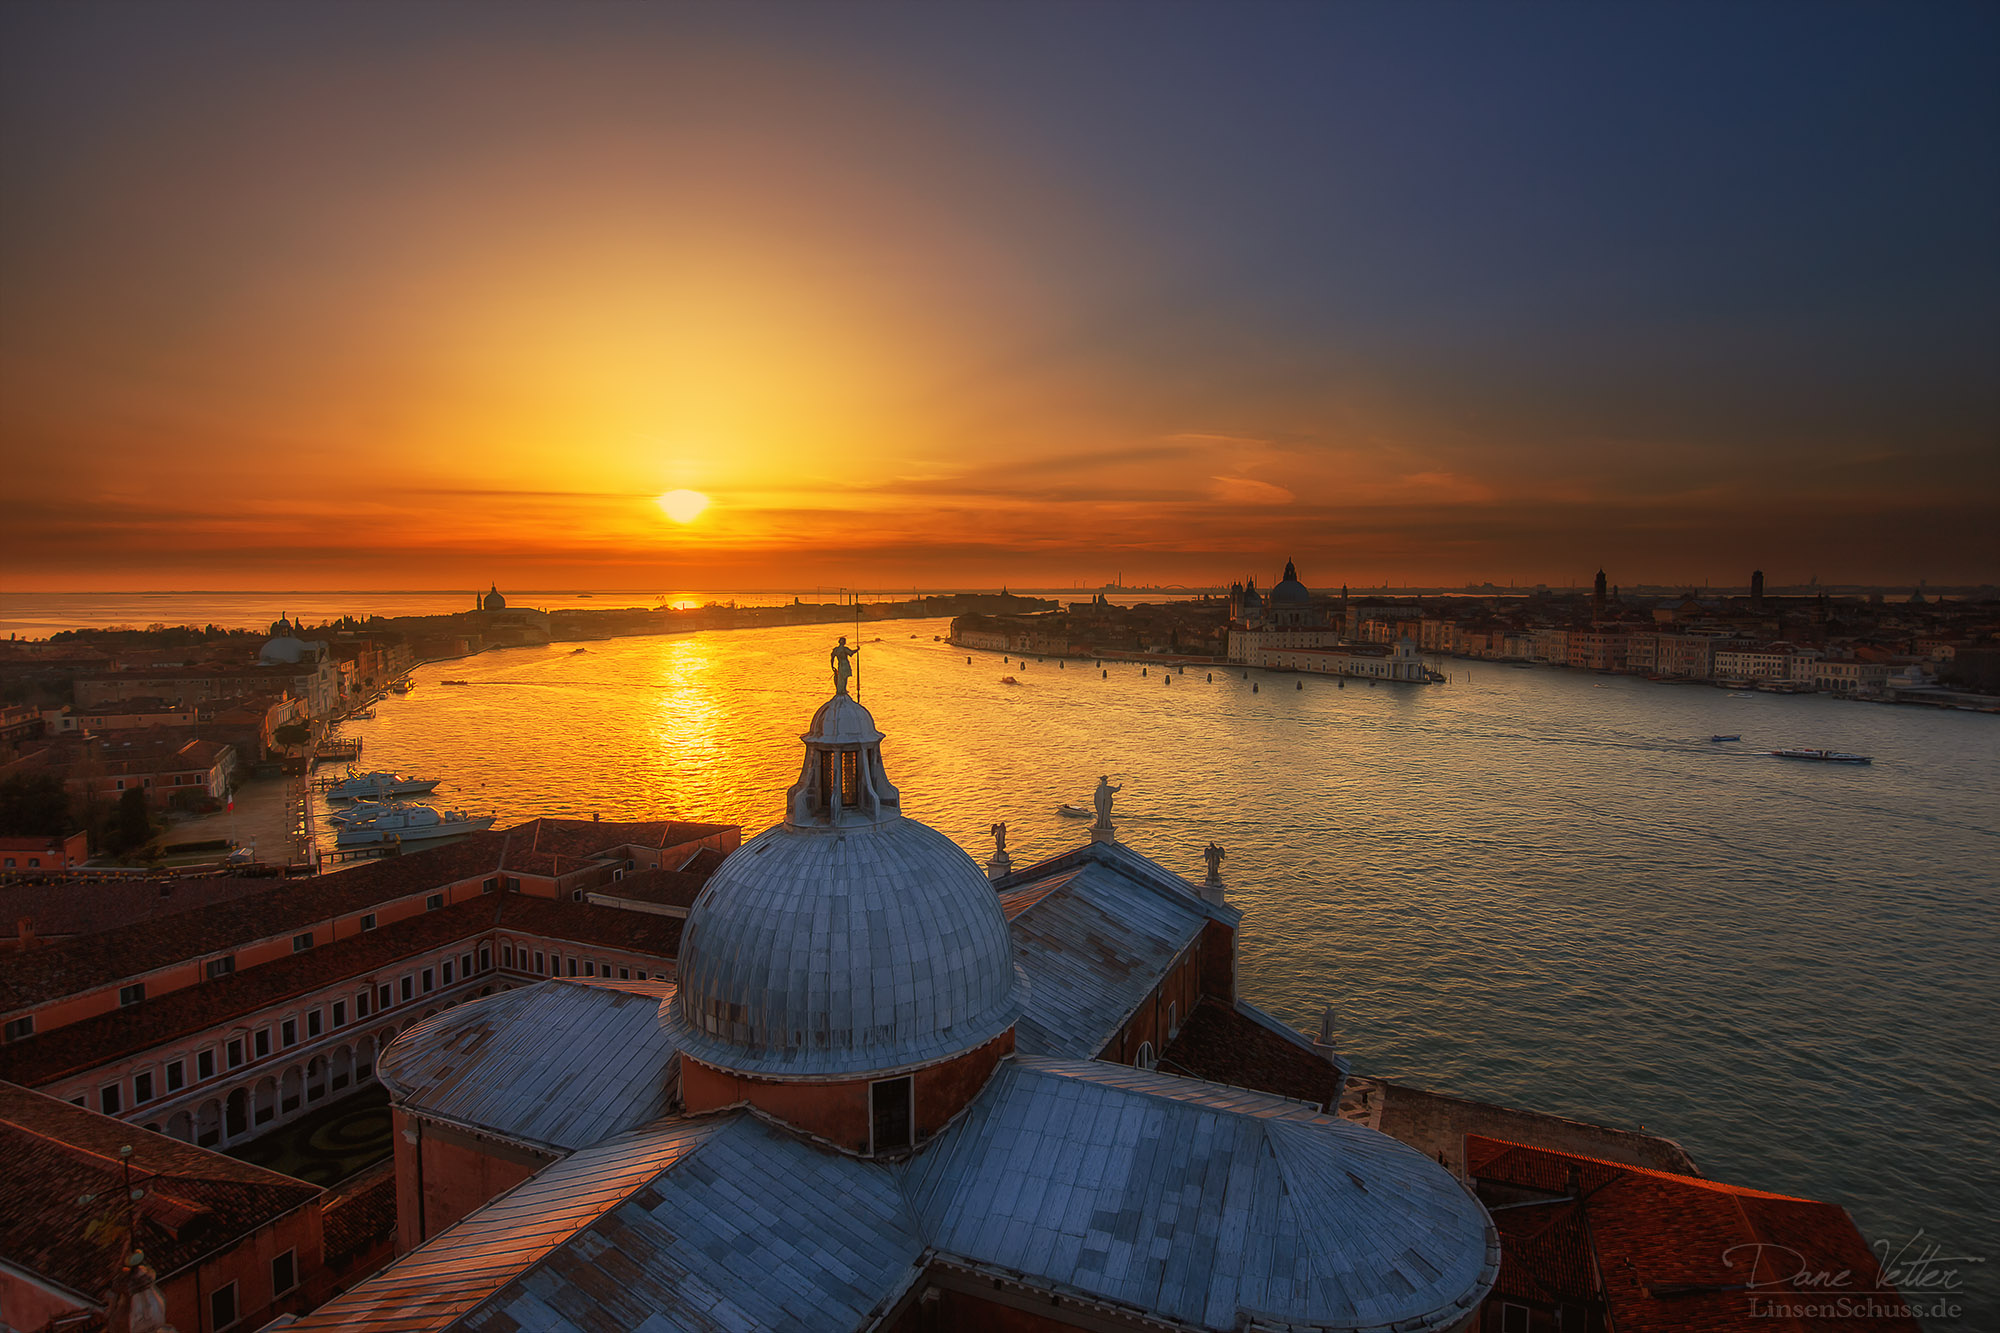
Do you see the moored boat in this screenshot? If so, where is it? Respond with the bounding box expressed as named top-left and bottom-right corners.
top-left (327, 798), bottom-right (403, 826)
top-left (327, 769), bottom-right (442, 800)
top-left (1056, 804), bottom-right (1092, 819)
top-left (334, 805), bottom-right (496, 847)
top-left (1710, 734), bottom-right (1740, 742)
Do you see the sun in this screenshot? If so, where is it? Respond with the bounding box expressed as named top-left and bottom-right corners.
top-left (655, 489), bottom-right (710, 524)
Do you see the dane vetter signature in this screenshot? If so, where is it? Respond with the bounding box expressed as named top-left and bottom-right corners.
top-left (1720, 1231), bottom-right (1980, 1294)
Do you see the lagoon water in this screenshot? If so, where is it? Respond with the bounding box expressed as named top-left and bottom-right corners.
top-left (316, 617), bottom-right (2000, 1325)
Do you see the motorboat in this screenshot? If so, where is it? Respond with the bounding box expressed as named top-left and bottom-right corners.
top-left (327, 770), bottom-right (441, 800)
top-left (327, 798), bottom-right (404, 826)
top-left (440, 679), bottom-right (470, 685)
top-left (1710, 734), bottom-right (1740, 742)
top-left (390, 679), bottom-right (413, 694)
top-left (1770, 748), bottom-right (1871, 764)
top-left (571, 647), bottom-right (588, 654)
top-left (334, 805), bottom-right (496, 847)
top-left (1057, 804), bottom-right (1092, 819)
top-left (999, 676), bottom-right (1020, 685)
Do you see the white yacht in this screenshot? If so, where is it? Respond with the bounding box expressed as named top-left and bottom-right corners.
top-left (327, 770), bottom-right (441, 801)
top-left (333, 805), bottom-right (496, 848)
top-left (326, 798), bottom-right (403, 826)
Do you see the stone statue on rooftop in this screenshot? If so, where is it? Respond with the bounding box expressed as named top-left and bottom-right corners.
top-left (829, 636), bottom-right (860, 695)
top-left (1092, 776), bottom-right (1120, 832)
top-left (1203, 842), bottom-right (1225, 885)
top-left (985, 820), bottom-right (1012, 882)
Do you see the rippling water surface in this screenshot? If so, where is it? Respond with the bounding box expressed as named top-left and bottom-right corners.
top-left (330, 619), bottom-right (1996, 1324)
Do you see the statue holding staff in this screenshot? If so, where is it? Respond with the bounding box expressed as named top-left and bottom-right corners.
top-left (1092, 775), bottom-right (1121, 831)
top-left (830, 636), bottom-right (861, 695)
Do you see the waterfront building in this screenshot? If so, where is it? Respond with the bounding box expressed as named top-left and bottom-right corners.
top-left (0, 733), bottom-right (237, 808)
top-left (1813, 658), bottom-right (1891, 695)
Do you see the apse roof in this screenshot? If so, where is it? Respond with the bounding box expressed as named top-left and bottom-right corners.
top-left (293, 1056), bottom-right (1496, 1333)
top-left (379, 978), bottom-right (680, 1153)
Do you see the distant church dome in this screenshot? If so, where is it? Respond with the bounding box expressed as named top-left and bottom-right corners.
top-left (1238, 577), bottom-right (1262, 614)
top-left (665, 681), bottom-right (1023, 1081)
top-left (260, 612), bottom-right (314, 664)
top-left (482, 583), bottom-right (508, 611)
top-left (259, 636), bottom-right (312, 665)
top-left (1270, 559), bottom-right (1311, 605)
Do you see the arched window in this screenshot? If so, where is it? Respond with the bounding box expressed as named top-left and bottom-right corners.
top-left (1135, 1041), bottom-right (1156, 1071)
top-left (1167, 1001), bottom-right (1178, 1040)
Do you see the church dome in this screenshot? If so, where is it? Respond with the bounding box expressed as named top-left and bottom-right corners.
top-left (664, 685), bottom-right (1024, 1080)
top-left (259, 635), bottom-right (312, 665)
top-left (1270, 558), bottom-right (1311, 604)
top-left (482, 583), bottom-right (508, 611)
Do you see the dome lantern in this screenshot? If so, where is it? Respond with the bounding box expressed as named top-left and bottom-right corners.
top-left (784, 638), bottom-right (901, 827)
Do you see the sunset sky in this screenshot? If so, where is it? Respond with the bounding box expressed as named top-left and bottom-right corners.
top-left (3, 3), bottom-right (1995, 591)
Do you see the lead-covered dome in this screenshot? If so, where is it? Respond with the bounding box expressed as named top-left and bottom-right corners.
top-left (663, 678), bottom-right (1023, 1079)
top-left (668, 817), bottom-right (1023, 1078)
top-left (1271, 558), bottom-right (1311, 604)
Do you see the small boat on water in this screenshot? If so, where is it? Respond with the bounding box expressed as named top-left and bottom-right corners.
top-left (334, 805), bottom-right (496, 847)
top-left (440, 679), bottom-right (470, 686)
top-left (571, 647), bottom-right (588, 654)
top-left (1726, 691), bottom-right (1754, 698)
top-left (347, 708), bottom-right (376, 721)
top-left (1057, 804), bottom-right (1092, 819)
top-left (390, 679), bottom-right (413, 694)
top-left (1770, 748), bottom-right (1871, 764)
top-left (999, 676), bottom-right (1020, 685)
top-left (1710, 734), bottom-right (1740, 742)
top-left (327, 770), bottom-right (441, 800)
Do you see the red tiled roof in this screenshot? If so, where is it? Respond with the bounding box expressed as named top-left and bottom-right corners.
top-left (0, 895), bottom-right (683, 1086)
top-left (0, 836), bottom-right (509, 1013)
top-left (0, 1080), bottom-right (320, 1298)
top-left (322, 1160), bottom-right (396, 1265)
top-left (1466, 1135), bottom-right (1922, 1332)
top-left (1, 877), bottom-right (280, 945)
top-left (497, 818), bottom-right (735, 880)
top-left (587, 866), bottom-right (715, 912)
top-left (1158, 998), bottom-right (1341, 1109)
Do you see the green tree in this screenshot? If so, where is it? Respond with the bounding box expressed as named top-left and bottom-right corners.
top-left (273, 722), bottom-right (312, 752)
top-left (0, 772), bottom-right (72, 836)
top-left (107, 787), bottom-right (154, 855)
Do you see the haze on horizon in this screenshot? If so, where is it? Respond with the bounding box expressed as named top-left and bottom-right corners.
top-left (2, 2), bottom-right (1995, 594)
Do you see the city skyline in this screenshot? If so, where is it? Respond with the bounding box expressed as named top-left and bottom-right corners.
top-left (4, 3), bottom-right (1996, 591)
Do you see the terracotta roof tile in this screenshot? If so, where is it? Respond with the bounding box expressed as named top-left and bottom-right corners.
top-left (322, 1161), bottom-right (396, 1265)
top-left (0, 1080), bottom-right (320, 1299)
top-left (0, 877), bottom-right (281, 945)
top-left (0, 897), bottom-right (682, 1086)
top-left (1466, 1135), bottom-right (1922, 1332)
top-left (0, 836), bottom-right (510, 1014)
